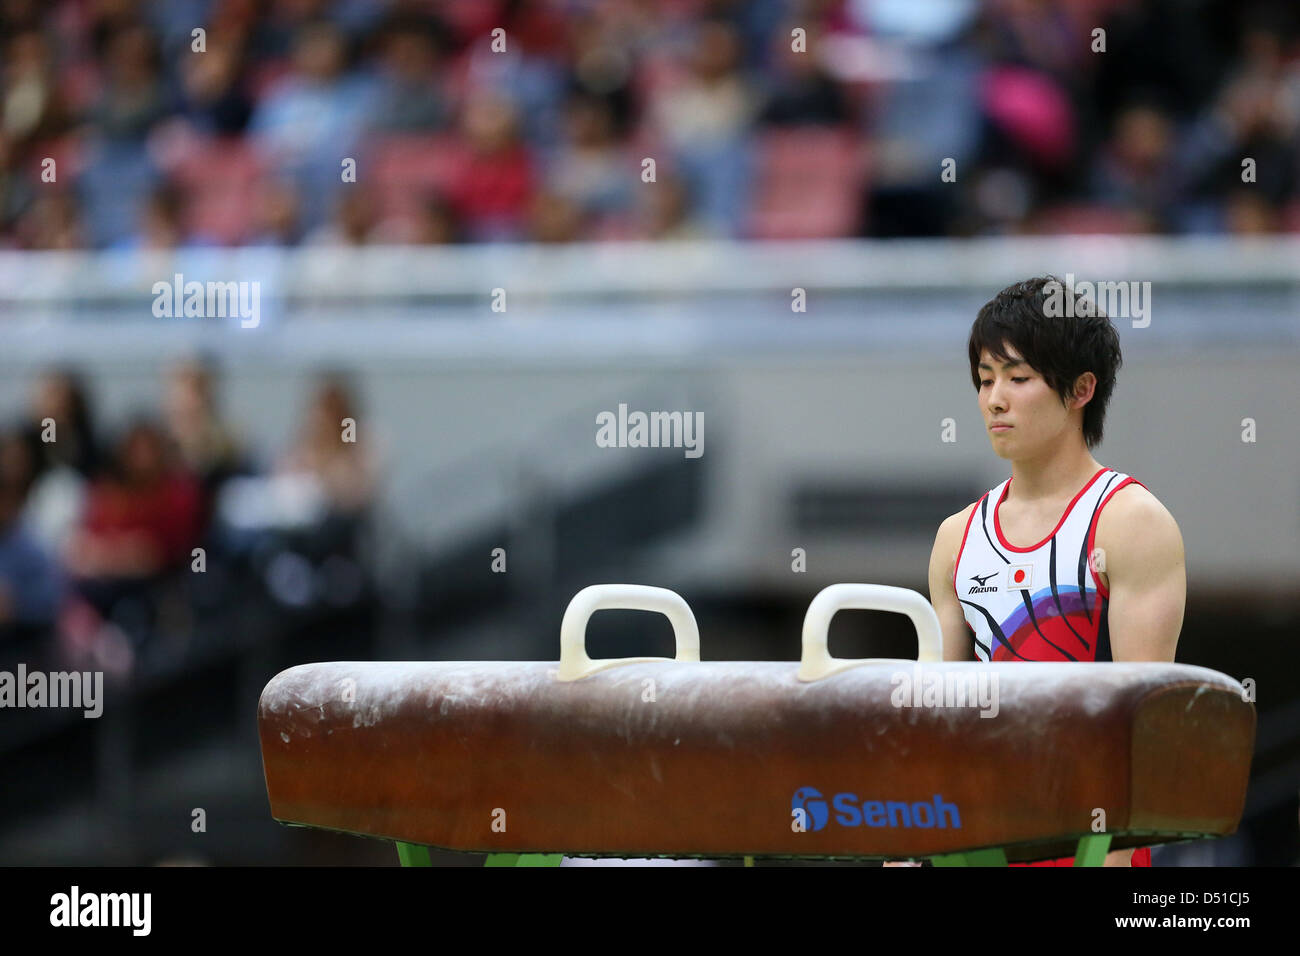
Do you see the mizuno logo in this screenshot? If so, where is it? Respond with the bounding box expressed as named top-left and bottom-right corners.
top-left (970, 572), bottom-right (997, 586)
top-left (967, 571), bottom-right (999, 594)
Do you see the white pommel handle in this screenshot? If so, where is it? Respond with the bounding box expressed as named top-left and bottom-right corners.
top-left (557, 584), bottom-right (700, 681)
top-left (797, 583), bottom-right (944, 682)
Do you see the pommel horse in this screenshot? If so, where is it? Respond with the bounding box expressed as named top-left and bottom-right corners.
top-left (257, 584), bottom-right (1255, 866)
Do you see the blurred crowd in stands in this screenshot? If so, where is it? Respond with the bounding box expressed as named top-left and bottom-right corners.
top-left (2, 0), bottom-right (1299, 249)
top-left (0, 363), bottom-right (376, 675)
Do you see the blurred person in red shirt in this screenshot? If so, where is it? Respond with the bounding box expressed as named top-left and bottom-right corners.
top-left (448, 91), bottom-right (535, 241)
top-left (64, 419), bottom-right (201, 642)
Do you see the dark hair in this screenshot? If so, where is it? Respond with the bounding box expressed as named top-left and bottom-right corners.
top-left (968, 276), bottom-right (1123, 449)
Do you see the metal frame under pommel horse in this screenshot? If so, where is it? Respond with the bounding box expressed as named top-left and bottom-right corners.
top-left (258, 583), bottom-right (1255, 866)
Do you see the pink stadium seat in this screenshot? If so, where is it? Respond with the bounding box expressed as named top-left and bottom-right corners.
top-left (1030, 204), bottom-right (1149, 235)
top-left (633, 52), bottom-right (691, 106)
top-left (435, 0), bottom-right (506, 40)
top-left (1281, 199), bottom-right (1300, 233)
top-left (25, 136), bottom-right (84, 181)
top-left (61, 61), bottom-right (103, 114)
top-left (246, 60), bottom-right (294, 101)
top-left (589, 212), bottom-right (642, 241)
top-left (747, 127), bottom-right (866, 239)
top-left (172, 137), bottom-right (266, 245)
top-left (365, 135), bottom-right (468, 221)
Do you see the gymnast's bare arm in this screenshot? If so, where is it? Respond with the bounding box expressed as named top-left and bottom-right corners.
top-left (931, 504), bottom-right (979, 662)
top-left (1094, 484), bottom-right (1186, 664)
top-left (1092, 483), bottom-right (1187, 866)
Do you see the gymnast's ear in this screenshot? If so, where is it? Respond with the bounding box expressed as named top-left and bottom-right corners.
top-left (1067, 371), bottom-right (1097, 410)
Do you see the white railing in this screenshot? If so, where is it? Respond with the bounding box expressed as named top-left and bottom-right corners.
top-left (1, 236), bottom-right (1298, 307)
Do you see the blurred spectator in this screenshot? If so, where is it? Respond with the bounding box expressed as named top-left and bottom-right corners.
top-left (24, 368), bottom-right (100, 479)
top-left (66, 419), bottom-right (201, 576)
top-left (63, 418), bottom-right (201, 645)
top-left (758, 21), bottom-right (851, 127)
top-left (147, 0), bottom-right (222, 63)
top-left (11, 371), bottom-right (93, 562)
top-left (408, 193), bottom-right (461, 244)
top-left (1087, 0), bottom-right (1226, 128)
top-left (564, 7), bottom-right (637, 135)
top-left (1174, 24), bottom-right (1300, 232)
top-left (980, 65), bottom-right (1076, 175)
top-left (249, 0), bottom-right (383, 62)
top-left (0, 138), bottom-right (23, 247)
top-left (215, 374), bottom-right (377, 613)
top-left (76, 22), bottom-right (171, 246)
top-left (119, 180), bottom-right (194, 250)
top-left (15, 190), bottom-right (87, 249)
top-left (1089, 101), bottom-right (1177, 231)
top-left (0, 433), bottom-right (63, 642)
top-left (163, 357), bottom-right (245, 529)
top-left (448, 91), bottom-right (536, 241)
top-left (369, 13), bottom-right (454, 133)
top-left (527, 187), bottom-right (585, 242)
top-left (371, 192), bottom-right (460, 244)
top-left (3, 28), bottom-right (73, 152)
top-left (649, 19), bottom-right (758, 236)
top-left (638, 172), bottom-right (708, 239)
top-left (247, 19), bottom-right (376, 231)
top-left (305, 184), bottom-right (379, 245)
top-left (978, 0), bottom-right (1091, 84)
top-left (965, 63), bottom-right (1078, 234)
top-left (458, 0), bottom-right (572, 150)
top-left (544, 92), bottom-right (635, 221)
top-left (178, 29), bottom-right (254, 135)
top-left (1223, 188), bottom-right (1283, 233)
top-left (861, 5), bottom-right (985, 237)
top-left (0, 425), bottom-right (38, 501)
top-left (246, 178), bottom-right (304, 246)
top-left (87, 22), bottom-right (174, 142)
top-left (276, 374), bottom-right (374, 517)
top-left (76, 138), bottom-right (161, 246)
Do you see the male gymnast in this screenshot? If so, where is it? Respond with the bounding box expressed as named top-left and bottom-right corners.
top-left (896, 276), bottom-right (1186, 867)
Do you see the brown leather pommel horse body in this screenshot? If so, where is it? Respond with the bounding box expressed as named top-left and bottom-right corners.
top-left (257, 584), bottom-right (1255, 865)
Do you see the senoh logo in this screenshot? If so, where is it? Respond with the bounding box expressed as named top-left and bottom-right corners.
top-left (792, 787), bottom-right (831, 830)
top-left (792, 788), bottom-right (961, 831)
top-left (1007, 564), bottom-right (1033, 590)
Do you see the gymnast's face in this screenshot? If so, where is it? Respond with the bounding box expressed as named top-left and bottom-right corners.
top-left (977, 346), bottom-right (1075, 461)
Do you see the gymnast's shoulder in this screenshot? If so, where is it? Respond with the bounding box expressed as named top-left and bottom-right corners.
top-left (932, 501), bottom-right (980, 567)
top-left (1094, 480), bottom-right (1184, 568)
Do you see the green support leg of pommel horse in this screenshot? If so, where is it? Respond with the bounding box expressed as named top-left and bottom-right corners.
top-left (394, 844), bottom-right (563, 867)
top-left (930, 833), bottom-right (1113, 867)
top-left (393, 833), bottom-right (1114, 867)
